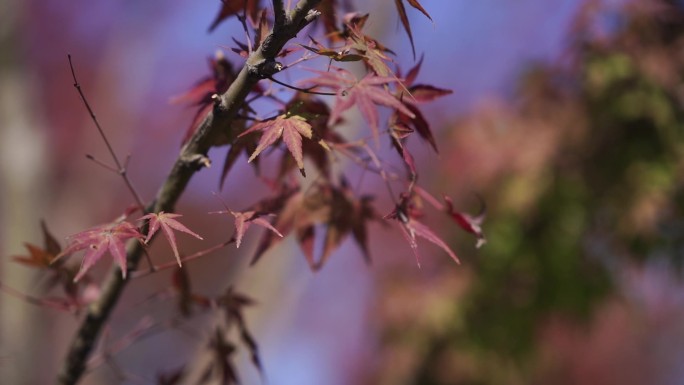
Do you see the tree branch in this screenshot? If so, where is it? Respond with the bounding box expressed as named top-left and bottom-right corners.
top-left (56, 1), bottom-right (322, 384)
top-left (273, 0), bottom-right (286, 28)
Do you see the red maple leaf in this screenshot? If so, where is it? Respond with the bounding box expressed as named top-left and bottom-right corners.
top-left (443, 195), bottom-right (487, 248)
top-left (10, 221), bottom-right (102, 309)
top-left (344, 20), bottom-right (396, 77)
top-left (208, 0), bottom-right (261, 32)
top-left (247, 179), bottom-right (378, 270)
top-left (315, 0), bottom-right (355, 39)
top-left (212, 209), bottom-right (283, 248)
top-left (397, 216), bottom-right (460, 268)
top-left (399, 57), bottom-right (453, 104)
top-left (394, 0), bottom-right (433, 58)
top-left (275, 93), bottom-right (344, 180)
top-left (390, 135), bottom-right (418, 180)
top-left (217, 287), bottom-right (262, 375)
top-left (302, 67), bottom-right (415, 145)
top-left (238, 113), bottom-right (313, 176)
top-left (12, 221), bottom-right (62, 269)
top-left (54, 221), bottom-right (144, 281)
top-left (170, 52), bottom-right (240, 145)
top-left (12, 243), bottom-right (56, 269)
top-left (391, 57), bottom-right (453, 153)
top-left (141, 212), bottom-right (204, 267)
top-left (219, 128), bottom-right (261, 189)
top-left (299, 36), bottom-right (364, 63)
top-left (414, 186), bottom-right (487, 248)
top-left (386, 194), bottom-right (460, 267)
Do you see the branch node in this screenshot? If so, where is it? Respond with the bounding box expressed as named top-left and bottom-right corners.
top-left (305, 9), bottom-right (321, 24)
top-left (249, 60), bottom-right (283, 79)
top-left (211, 94), bottom-right (221, 106)
top-left (182, 154), bottom-right (212, 170)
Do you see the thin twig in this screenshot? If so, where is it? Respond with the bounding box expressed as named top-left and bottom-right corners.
top-left (234, 114), bottom-right (259, 122)
top-left (237, 11), bottom-right (253, 54)
top-left (360, 142), bottom-right (398, 204)
top-left (68, 55), bottom-right (146, 212)
top-left (130, 239), bottom-right (234, 279)
top-left (141, 248), bottom-right (155, 273)
top-left (279, 52), bottom-right (315, 71)
top-left (328, 141), bottom-right (401, 181)
top-left (85, 154), bottom-right (119, 173)
top-left (268, 75), bottom-right (337, 95)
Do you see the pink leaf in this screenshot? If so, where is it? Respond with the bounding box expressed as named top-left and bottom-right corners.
top-left (443, 195), bottom-right (487, 248)
top-left (297, 225), bottom-right (316, 269)
top-left (407, 84), bottom-right (453, 104)
top-left (54, 221), bottom-right (144, 281)
top-left (386, 197), bottom-right (460, 267)
top-left (301, 68), bottom-right (414, 146)
top-left (403, 54), bottom-right (424, 86)
top-left (414, 187), bottom-right (487, 248)
top-left (391, 136), bottom-right (417, 179)
top-left (239, 114), bottom-right (313, 176)
top-left (406, 219), bottom-right (460, 264)
top-left (212, 209), bottom-right (283, 248)
top-left (141, 212), bottom-right (203, 267)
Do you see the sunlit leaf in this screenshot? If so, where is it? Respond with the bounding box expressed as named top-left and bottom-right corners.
top-left (239, 114), bottom-right (313, 177)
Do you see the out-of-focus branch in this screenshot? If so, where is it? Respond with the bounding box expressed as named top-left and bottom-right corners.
top-left (56, 1), bottom-right (322, 384)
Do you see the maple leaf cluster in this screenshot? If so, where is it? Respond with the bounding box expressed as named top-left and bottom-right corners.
top-left (5, 1), bottom-right (485, 383)
top-left (40, 211), bottom-right (202, 287)
top-left (35, 0), bottom-right (481, 285)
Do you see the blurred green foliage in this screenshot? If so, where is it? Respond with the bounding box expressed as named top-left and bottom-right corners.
top-left (405, 2), bottom-right (684, 384)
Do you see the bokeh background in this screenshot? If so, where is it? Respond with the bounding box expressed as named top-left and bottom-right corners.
top-left (3, 0), bottom-right (684, 384)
